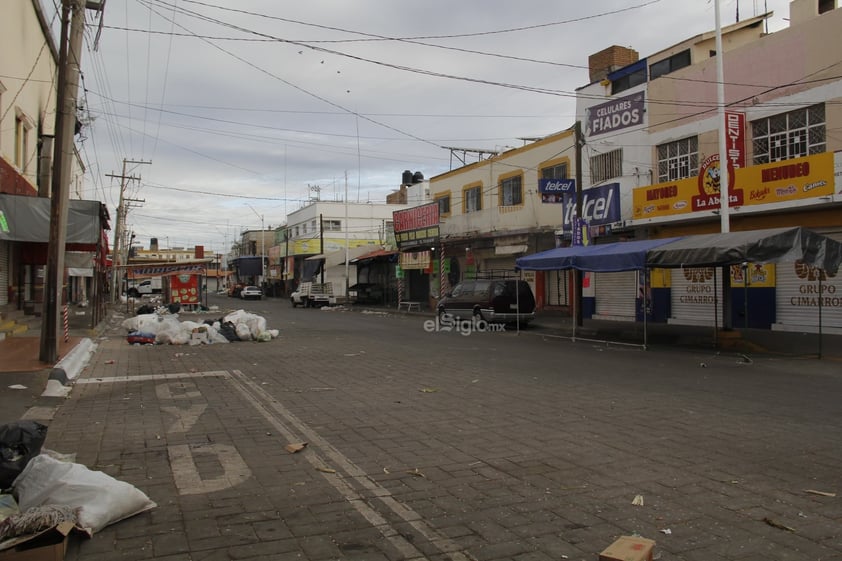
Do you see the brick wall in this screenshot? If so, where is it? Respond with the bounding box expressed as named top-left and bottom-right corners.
top-left (588, 45), bottom-right (640, 83)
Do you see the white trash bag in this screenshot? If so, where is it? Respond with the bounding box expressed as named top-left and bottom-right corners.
top-left (12, 454), bottom-right (156, 535)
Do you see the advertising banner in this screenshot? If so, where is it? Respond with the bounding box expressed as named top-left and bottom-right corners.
top-left (539, 178), bottom-right (575, 204)
top-left (394, 202), bottom-right (440, 250)
top-left (562, 183), bottom-right (621, 232)
top-left (585, 92), bottom-right (645, 137)
top-left (633, 152), bottom-right (834, 220)
top-left (171, 274), bottom-right (200, 304)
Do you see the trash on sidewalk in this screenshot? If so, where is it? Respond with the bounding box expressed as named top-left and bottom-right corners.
top-left (763, 516), bottom-right (795, 532)
top-left (0, 423), bottom-right (48, 490)
top-left (0, 519), bottom-right (76, 561)
top-left (12, 454), bottom-right (156, 535)
top-left (804, 489), bottom-right (836, 497)
top-left (632, 494), bottom-right (644, 506)
top-left (120, 309), bottom-right (279, 345)
top-left (5, 387), bottom-right (26, 392)
top-left (599, 535), bottom-right (656, 561)
top-left (284, 443), bottom-right (307, 454)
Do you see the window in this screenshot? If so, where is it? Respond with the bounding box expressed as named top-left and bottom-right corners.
top-left (590, 149), bottom-right (623, 184)
top-left (14, 111), bottom-right (32, 172)
top-left (463, 184), bottom-right (482, 213)
top-left (649, 49), bottom-right (691, 80)
top-left (657, 137), bottom-right (698, 182)
top-left (541, 162), bottom-right (568, 180)
top-left (324, 220), bottom-right (341, 232)
top-left (311, 219), bottom-right (317, 231)
top-left (435, 193), bottom-right (451, 217)
top-left (751, 104), bottom-right (825, 164)
top-left (499, 174), bottom-right (523, 207)
top-left (294, 226), bottom-right (300, 237)
top-left (612, 68), bottom-right (646, 94)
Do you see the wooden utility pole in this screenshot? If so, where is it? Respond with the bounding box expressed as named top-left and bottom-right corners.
top-left (40, 0), bottom-right (89, 362)
top-left (106, 159), bottom-right (149, 302)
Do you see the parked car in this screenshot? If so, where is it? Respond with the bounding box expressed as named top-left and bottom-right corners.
top-left (240, 286), bottom-right (262, 300)
top-left (437, 279), bottom-right (536, 324)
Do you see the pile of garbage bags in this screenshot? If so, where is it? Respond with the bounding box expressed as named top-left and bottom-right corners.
top-left (121, 309), bottom-right (279, 345)
top-left (1, 421), bottom-right (156, 548)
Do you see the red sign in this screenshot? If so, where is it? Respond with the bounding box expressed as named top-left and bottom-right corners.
top-left (393, 202), bottom-right (439, 233)
top-left (171, 274), bottom-right (200, 304)
top-left (725, 111), bottom-right (746, 169)
top-left (692, 154), bottom-right (743, 211)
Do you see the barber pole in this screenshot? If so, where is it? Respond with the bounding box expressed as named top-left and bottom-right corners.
top-left (397, 277), bottom-right (404, 307)
top-left (63, 304), bottom-right (69, 342)
top-left (439, 246), bottom-right (448, 298)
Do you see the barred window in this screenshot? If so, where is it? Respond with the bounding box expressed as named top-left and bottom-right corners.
top-left (324, 220), bottom-right (341, 232)
top-left (656, 137), bottom-right (698, 182)
top-left (751, 104), bottom-right (825, 164)
top-left (499, 175), bottom-right (523, 207)
top-left (590, 148), bottom-right (623, 184)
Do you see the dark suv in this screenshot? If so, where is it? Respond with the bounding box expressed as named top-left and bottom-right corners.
top-left (437, 279), bottom-right (536, 324)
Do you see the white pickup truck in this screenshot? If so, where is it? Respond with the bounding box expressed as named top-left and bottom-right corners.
top-left (290, 282), bottom-right (336, 308)
top-left (127, 278), bottom-right (162, 297)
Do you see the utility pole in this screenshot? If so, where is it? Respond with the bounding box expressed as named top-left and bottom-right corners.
top-left (40, 0), bottom-right (101, 362)
top-left (106, 159), bottom-right (150, 302)
top-left (319, 214), bottom-right (325, 284)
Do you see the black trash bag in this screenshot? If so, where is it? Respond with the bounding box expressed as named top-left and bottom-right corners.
top-left (136, 304), bottom-right (155, 315)
top-left (167, 302), bottom-right (181, 314)
top-left (218, 321), bottom-right (240, 342)
top-left (0, 421), bottom-right (48, 490)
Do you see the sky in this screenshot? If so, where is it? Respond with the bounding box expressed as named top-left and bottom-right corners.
top-left (45, 0), bottom-right (792, 255)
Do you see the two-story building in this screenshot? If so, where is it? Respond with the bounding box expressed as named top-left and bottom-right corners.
top-left (575, 0), bottom-right (842, 333)
top-left (1, 1), bottom-right (102, 318)
top-left (426, 130), bottom-right (577, 310)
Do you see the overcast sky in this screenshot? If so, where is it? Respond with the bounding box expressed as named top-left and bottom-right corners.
top-left (48, 0), bottom-right (792, 254)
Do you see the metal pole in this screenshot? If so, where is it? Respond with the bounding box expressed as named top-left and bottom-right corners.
top-left (715, 0), bottom-right (730, 233)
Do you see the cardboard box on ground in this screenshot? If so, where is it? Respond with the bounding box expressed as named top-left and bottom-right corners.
top-left (599, 535), bottom-right (656, 561)
top-left (0, 521), bottom-right (74, 561)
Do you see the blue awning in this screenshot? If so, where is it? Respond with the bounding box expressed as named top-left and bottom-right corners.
top-left (516, 238), bottom-right (682, 272)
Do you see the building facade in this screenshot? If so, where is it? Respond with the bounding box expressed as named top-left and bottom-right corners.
top-left (427, 130), bottom-right (577, 310)
top-left (576, 0), bottom-right (842, 333)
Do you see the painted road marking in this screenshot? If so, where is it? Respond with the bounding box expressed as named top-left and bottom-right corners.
top-left (77, 369), bottom-right (475, 561)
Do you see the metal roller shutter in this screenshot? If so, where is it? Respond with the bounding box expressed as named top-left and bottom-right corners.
top-left (773, 261), bottom-right (842, 333)
top-left (669, 267), bottom-right (723, 326)
top-left (593, 270), bottom-right (636, 320)
top-left (545, 270), bottom-right (569, 306)
top-left (0, 241), bottom-right (8, 306)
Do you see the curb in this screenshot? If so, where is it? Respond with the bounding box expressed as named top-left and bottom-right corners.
top-left (42, 337), bottom-right (97, 397)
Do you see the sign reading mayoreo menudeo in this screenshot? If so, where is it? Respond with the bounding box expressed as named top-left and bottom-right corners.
top-left (632, 152), bottom-right (834, 220)
top-left (393, 202), bottom-right (440, 250)
top-left (585, 91), bottom-right (645, 137)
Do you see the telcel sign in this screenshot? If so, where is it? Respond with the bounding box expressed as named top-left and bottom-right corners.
top-left (562, 183), bottom-right (621, 231)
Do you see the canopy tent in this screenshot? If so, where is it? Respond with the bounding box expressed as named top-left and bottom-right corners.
top-left (514, 227), bottom-right (842, 354)
top-left (516, 238), bottom-right (682, 272)
top-left (646, 227), bottom-right (842, 274)
top-left (0, 194), bottom-right (104, 244)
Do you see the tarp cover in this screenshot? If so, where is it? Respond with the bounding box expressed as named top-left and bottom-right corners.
top-left (646, 227), bottom-right (842, 274)
top-left (0, 194), bottom-right (101, 243)
top-left (516, 238), bottom-right (682, 272)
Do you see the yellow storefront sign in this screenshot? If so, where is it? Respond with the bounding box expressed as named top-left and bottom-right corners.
top-left (633, 152), bottom-right (834, 220)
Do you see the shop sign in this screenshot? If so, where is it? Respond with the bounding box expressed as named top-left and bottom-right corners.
top-left (585, 92), bottom-right (645, 137)
top-left (633, 152), bottom-right (834, 220)
top-left (692, 154), bottom-right (742, 211)
top-left (539, 178), bottom-right (575, 203)
top-left (394, 202), bottom-right (440, 250)
top-left (562, 183), bottom-right (620, 231)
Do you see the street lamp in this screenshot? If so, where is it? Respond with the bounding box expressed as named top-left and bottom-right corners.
top-left (246, 204), bottom-right (265, 284)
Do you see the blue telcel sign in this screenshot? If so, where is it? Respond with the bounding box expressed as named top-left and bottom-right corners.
top-left (539, 178), bottom-right (575, 203)
top-left (562, 183), bottom-right (621, 232)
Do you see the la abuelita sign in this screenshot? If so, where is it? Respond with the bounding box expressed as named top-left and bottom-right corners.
top-left (393, 202), bottom-right (440, 250)
top-left (585, 91), bottom-right (645, 137)
top-left (632, 152), bottom-right (834, 221)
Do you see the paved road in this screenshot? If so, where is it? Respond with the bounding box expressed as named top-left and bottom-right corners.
top-left (21, 294), bottom-right (842, 560)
